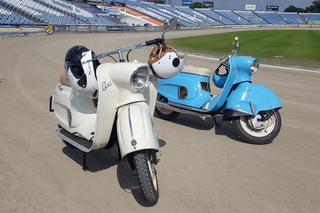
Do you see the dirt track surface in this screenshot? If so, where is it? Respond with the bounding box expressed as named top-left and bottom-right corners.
top-left (0, 29), bottom-right (320, 213)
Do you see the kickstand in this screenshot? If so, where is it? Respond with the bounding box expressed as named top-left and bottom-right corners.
top-left (82, 152), bottom-right (87, 171)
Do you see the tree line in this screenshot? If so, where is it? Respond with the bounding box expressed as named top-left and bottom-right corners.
top-left (285, 0), bottom-right (320, 13)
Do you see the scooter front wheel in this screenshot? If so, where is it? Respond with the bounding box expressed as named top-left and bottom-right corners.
top-left (232, 110), bottom-right (281, 144)
top-left (133, 150), bottom-right (159, 205)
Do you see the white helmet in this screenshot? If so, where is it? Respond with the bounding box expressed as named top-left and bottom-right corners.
top-left (64, 46), bottom-right (99, 97)
top-left (148, 44), bottom-right (184, 78)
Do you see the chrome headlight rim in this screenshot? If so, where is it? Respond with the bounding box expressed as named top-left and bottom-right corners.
top-left (130, 66), bottom-right (150, 91)
top-left (250, 59), bottom-right (260, 74)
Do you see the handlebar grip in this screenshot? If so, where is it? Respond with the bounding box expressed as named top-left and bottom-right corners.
top-left (145, 38), bottom-right (162, 46)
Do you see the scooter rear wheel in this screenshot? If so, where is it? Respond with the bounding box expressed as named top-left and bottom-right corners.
top-left (156, 95), bottom-right (180, 120)
top-left (133, 150), bottom-right (159, 205)
top-left (155, 107), bottom-right (180, 120)
top-left (232, 110), bottom-right (281, 144)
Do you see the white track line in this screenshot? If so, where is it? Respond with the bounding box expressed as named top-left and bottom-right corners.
top-left (184, 53), bottom-right (320, 74)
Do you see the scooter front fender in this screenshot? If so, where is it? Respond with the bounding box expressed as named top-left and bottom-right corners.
top-left (224, 82), bottom-right (282, 116)
top-left (117, 102), bottom-right (159, 158)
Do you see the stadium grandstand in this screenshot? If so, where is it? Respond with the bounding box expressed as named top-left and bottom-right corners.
top-left (0, 0), bottom-right (121, 25)
top-left (0, 0), bottom-right (319, 27)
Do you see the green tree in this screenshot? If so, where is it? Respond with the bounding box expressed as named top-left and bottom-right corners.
top-left (284, 5), bottom-right (304, 13)
top-left (309, 0), bottom-right (320, 12)
top-left (191, 2), bottom-right (203, 9)
top-left (285, 0), bottom-right (320, 13)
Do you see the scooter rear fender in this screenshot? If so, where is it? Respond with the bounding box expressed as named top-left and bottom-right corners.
top-left (117, 102), bottom-right (159, 158)
top-left (223, 82), bottom-right (282, 116)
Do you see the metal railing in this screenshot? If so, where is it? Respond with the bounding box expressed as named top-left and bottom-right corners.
top-left (1, 23), bottom-right (319, 38)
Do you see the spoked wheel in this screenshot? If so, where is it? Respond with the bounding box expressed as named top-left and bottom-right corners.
top-left (155, 95), bottom-right (179, 120)
top-left (133, 151), bottom-right (159, 205)
top-left (232, 110), bottom-right (281, 144)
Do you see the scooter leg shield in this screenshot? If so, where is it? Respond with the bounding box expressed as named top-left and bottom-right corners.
top-left (141, 80), bottom-right (158, 118)
top-left (117, 102), bottom-right (159, 158)
top-left (224, 82), bottom-right (282, 115)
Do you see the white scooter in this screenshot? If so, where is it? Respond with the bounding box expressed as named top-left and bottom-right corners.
top-left (49, 26), bottom-right (183, 204)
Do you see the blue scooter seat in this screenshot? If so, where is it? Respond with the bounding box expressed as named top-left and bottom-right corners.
top-left (183, 65), bottom-right (212, 76)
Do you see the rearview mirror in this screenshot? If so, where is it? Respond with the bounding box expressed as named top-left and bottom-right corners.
top-left (166, 18), bottom-right (178, 30)
top-left (232, 36), bottom-right (240, 55)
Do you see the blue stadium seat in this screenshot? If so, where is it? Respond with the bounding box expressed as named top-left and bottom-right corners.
top-left (0, 0), bottom-right (122, 25)
top-left (126, 1), bottom-right (166, 22)
top-left (215, 10), bottom-right (251, 25)
top-left (2, 0), bottom-right (315, 27)
top-left (233, 11), bottom-right (267, 24)
top-left (301, 13), bottom-right (320, 24)
top-left (277, 12), bottom-right (305, 24)
top-left (195, 8), bottom-right (236, 25)
top-left (175, 6), bottom-right (221, 26)
top-left (0, 5), bottom-right (34, 25)
top-left (255, 11), bottom-right (286, 24)
top-left (156, 4), bottom-right (195, 26)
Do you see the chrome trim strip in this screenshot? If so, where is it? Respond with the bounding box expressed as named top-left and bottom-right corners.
top-left (250, 101), bottom-right (255, 114)
top-left (168, 102), bottom-right (210, 113)
top-left (157, 101), bottom-right (209, 116)
top-left (203, 96), bottom-right (216, 110)
top-left (128, 106), bottom-right (133, 138)
top-left (128, 106), bottom-right (137, 149)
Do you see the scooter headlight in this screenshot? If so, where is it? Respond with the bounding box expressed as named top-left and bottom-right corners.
top-left (250, 59), bottom-right (260, 74)
top-left (130, 66), bottom-right (150, 90)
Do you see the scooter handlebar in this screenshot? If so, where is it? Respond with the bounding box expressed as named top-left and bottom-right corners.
top-left (145, 38), bottom-right (163, 46)
top-left (83, 38), bottom-right (163, 63)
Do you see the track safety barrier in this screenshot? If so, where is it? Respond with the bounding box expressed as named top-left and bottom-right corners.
top-left (0, 23), bottom-right (319, 38)
top-left (44, 25), bottom-right (54, 34)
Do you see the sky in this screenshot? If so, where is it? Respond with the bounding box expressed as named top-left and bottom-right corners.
top-left (212, 0), bottom-right (316, 11)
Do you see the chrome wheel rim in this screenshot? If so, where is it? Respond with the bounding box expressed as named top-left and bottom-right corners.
top-left (147, 154), bottom-right (158, 191)
top-left (240, 113), bottom-right (277, 138)
top-left (156, 105), bottom-right (174, 115)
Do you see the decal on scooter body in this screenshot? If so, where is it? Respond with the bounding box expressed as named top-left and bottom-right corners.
top-left (102, 81), bottom-right (112, 91)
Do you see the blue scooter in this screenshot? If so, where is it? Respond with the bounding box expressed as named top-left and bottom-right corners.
top-left (156, 37), bottom-right (282, 144)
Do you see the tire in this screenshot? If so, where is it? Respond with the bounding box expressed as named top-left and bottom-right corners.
top-left (155, 107), bottom-right (180, 120)
top-left (232, 110), bottom-right (281, 145)
top-left (155, 95), bottom-right (180, 120)
top-left (133, 151), bottom-right (159, 205)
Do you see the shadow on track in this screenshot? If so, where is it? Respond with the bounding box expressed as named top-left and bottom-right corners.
top-left (63, 147), bottom-right (118, 172)
top-left (62, 138), bottom-right (166, 207)
top-left (156, 113), bottom-right (243, 143)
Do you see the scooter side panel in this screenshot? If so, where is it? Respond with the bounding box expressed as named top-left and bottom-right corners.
top-left (117, 102), bottom-right (159, 158)
top-left (157, 72), bottom-right (211, 108)
top-left (53, 85), bottom-right (96, 141)
top-left (224, 82), bottom-right (282, 115)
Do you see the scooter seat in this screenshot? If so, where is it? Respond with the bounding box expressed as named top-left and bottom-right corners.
top-left (182, 65), bottom-right (212, 76)
top-left (60, 72), bottom-right (70, 87)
